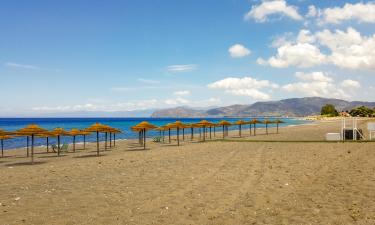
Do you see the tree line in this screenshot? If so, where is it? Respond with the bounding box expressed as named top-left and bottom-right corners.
top-left (321, 104), bottom-right (375, 117)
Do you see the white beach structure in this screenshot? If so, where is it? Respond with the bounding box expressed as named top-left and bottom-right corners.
top-left (368, 123), bottom-right (375, 140)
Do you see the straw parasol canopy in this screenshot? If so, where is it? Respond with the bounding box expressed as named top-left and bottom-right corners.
top-left (51, 127), bottom-right (70, 156)
top-left (263, 119), bottom-right (274, 135)
top-left (0, 135), bottom-right (12, 158)
top-left (274, 119), bottom-right (284, 134)
top-left (164, 123), bottom-right (175, 143)
top-left (68, 129), bottom-right (82, 152)
top-left (217, 120), bottom-right (231, 139)
top-left (250, 119), bottom-right (262, 136)
top-left (106, 127), bottom-right (121, 148)
top-left (131, 125), bottom-right (144, 145)
top-left (79, 130), bottom-right (91, 149)
top-left (168, 121), bottom-right (188, 146)
top-left (36, 131), bottom-right (56, 153)
top-left (132, 121), bottom-right (157, 149)
top-left (0, 129), bottom-right (12, 136)
top-left (85, 122), bottom-right (109, 156)
top-left (194, 120), bottom-right (214, 141)
top-left (16, 124), bottom-right (48, 163)
top-left (155, 126), bottom-right (167, 143)
top-left (234, 120), bottom-right (247, 137)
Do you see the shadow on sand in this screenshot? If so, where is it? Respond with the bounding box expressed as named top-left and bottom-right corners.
top-left (5, 161), bottom-right (47, 167)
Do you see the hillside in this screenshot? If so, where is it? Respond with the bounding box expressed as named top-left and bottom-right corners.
top-left (151, 97), bottom-right (375, 117)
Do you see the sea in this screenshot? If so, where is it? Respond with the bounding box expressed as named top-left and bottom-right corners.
top-left (0, 117), bottom-right (309, 150)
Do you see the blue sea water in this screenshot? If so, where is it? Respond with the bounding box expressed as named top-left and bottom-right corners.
top-left (0, 117), bottom-right (308, 150)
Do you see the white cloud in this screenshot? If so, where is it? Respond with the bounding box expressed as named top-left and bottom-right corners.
top-left (244, 0), bottom-right (303, 22)
top-left (341, 79), bottom-right (361, 89)
top-left (208, 76), bottom-right (278, 100)
top-left (282, 72), bottom-right (361, 99)
top-left (32, 99), bottom-right (160, 112)
top-left (228, 44), bottom-right (251, 58)
top-left (258, 42), bottom-right (326, 68)
top-left (294, 71), bottom-right (333, 82)
top-left (5, 62), bottom-right (39, 70)
top-left (320, 2), bottom-right (375, 24)
top-left (315, 27), bottom-right (375, 70)
top-left (297, 29), bottom-right (315, 43)
top-left (165, 97), bottom-right (190, 105)
top-left (174, 90), bottom-right (191, 96)
top-left (4, 62), bottom-right (60, 72)
top-left (306, 5), bottom-right (318, 18)
top-left (262, 27), bottom-right (375, 70)
top-left (137, 78), bottom-right (160, 84)
top-left (166, 64), bottom-right (197, 72)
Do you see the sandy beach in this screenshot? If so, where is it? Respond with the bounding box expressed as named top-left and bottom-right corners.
top-left (1, 119), bottom-right (375, 225)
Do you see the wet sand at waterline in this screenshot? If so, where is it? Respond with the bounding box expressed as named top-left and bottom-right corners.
top-left (1, 120), bottom-right (375, 224)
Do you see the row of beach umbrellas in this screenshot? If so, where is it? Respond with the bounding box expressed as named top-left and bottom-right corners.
top-left (130, 119), bottom-right (284, 150)
top-left (0, 123), bottom-right (121, 163)
top-left (0, 119), bottom-right (284, 163)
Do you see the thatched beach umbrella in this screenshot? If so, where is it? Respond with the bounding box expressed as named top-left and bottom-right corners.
top-left (155, 126), bottom-right (167, 143)
top-left (36, 131), bottom-right (56, 153)
top-left (68, 129), bottom-right (82, 152)
top-left (217, 120), bottom-right (231, 139)
top-left (105, 127), bottom-right (121, 148)
top-left (234, 120), bottom-right (247, 137)
top-left (85, 123), bottom-right (109, 156)
top-left (164, 123), bottom-right (174, 143)
top-left (194, 120), bottom-right (214, 142)
top-left (51, 128), bottom-right (70, 156)
top-left (131, 125), bottom-right (144, 145)
top-left (111, 128), bottom-right (121, 147)
top-left (0, 135), bottom-right (12, 158)
top-left (169, 121), bottom-right (188, 146)
top-left (263, 119), bottom-right (274, 135)
top-left (274, 119), bottom-right (284, 134)
top-left (16, 124), bottom-right (48, 163)
top-left (133, 121), bottom-right (157, 149)
top-left (79, 130), bottom-right (91, 149)
top-left (250, 119), bottom-right (262, 136)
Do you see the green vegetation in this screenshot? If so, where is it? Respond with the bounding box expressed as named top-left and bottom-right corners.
top-left (320, 104), bottom-right (339, 117)
top-left (349, 106), bottom-right (375, 117)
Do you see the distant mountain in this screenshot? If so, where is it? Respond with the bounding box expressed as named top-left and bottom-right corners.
top-left (151, 97), bottom-right (375, 117)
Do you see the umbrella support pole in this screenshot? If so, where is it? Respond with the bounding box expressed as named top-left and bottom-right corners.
top-left (27, 136), bottom-right (29, 157)
top-left (1, 139), bottom-right (3, 158)
top-left (73, 136), bottom-right (76, 152)
top-left (47, 137), bottom-right (49, 153)
top-left (57, 136), bottom-right (61, 156)
top-left (31, 134), bottom-right (34, 164)
top-left (96, 131), bottom-right (99, 156)
top-left (177, 128), bottom-right (180, 146)
top-left (143, 129), bottom-right (146, 150)
top-left (83, 135), bottom-right (86, 149)
top-left (105, 132), bottom-right (108, 150)
top-left (110, 132), bottom-right (112, 148)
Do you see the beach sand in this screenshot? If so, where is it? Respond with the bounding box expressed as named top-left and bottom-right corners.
top-left (1, 119), bottom-right (375, 224)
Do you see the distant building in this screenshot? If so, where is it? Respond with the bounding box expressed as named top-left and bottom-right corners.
top-left (340, 111), bottom-right (350, 117)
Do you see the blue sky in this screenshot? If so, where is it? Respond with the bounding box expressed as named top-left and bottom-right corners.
top-left (1, 0), bottom-right (375, 116)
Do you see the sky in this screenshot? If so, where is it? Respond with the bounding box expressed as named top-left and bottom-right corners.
top-left (1, 0), bottom-right (375, 116)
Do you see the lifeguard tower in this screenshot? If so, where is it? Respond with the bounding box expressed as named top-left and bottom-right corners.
top-left (341, 117), bottom-right (365, 141)
top-left (368, 122), bottom-right (375, 140)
